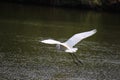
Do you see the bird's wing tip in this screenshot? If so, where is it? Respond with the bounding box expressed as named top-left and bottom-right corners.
top-left (40, 40), bottom-right (45, 43)
top-left (92, 29), bottom-right (97, 33)
top-left (40, 39), bottom-right (52, 43)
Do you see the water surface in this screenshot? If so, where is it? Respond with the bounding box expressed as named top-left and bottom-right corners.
top-left (0, 3), bottom-right (120, 80)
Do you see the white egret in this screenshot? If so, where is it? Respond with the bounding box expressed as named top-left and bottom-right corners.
top-left (40, 29), bottom-right (97, 53)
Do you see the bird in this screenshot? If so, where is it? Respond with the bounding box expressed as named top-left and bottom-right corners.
top-left (40, 29), bottom-right (97, 53)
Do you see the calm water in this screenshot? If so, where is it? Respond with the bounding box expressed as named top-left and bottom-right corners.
top-left (0, 3), bottom-right (120, 80)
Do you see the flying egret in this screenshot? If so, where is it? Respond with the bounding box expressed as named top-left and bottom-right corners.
top-left (40, 29), bottom-right (97, 53)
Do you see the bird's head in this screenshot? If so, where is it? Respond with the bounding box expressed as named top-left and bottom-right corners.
top-left (56, 44), bottom-right (67, 51)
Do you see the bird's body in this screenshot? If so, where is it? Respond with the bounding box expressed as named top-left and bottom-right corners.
top-left (56, 44), bottom-right (78, 53)
top-left (40, 29), bottom-right (97, 53)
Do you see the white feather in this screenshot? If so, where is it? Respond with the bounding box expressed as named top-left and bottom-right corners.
top-left (41, 39), bottom-right (61, 44)
top-left (64, 29), bottom-right (97, 47)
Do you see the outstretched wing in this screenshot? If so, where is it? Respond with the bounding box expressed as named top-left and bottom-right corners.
top-left (41, 39), bottom-right (71, 50)
top-left (64, 29), bottom-right (97, 47)
top-left (40, 39), bottom-right (61, 44)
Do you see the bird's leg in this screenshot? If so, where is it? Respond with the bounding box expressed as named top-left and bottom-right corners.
top-left (72, 53), bottom-right (83, 65)
top-left (69, 53), bottom-right (78, 65)
top-left (69, 53), bottom-right (83, 65)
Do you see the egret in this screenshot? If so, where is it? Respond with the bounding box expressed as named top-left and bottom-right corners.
top-left (40, 29), bottom-right (97, 65)
top-left (40, 29), bottom-right (97, 53)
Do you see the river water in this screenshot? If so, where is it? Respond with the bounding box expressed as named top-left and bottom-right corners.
top-left (0, 3), bottom-right (120, 80)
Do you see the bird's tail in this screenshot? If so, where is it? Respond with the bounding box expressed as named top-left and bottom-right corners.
top-left (65, 48), bottom-right (78, 53)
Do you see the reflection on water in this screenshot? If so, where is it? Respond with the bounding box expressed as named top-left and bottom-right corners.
top-left (0, 3), bottom-right (120, 80)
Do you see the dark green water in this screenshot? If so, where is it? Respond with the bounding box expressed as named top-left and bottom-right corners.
top-left (0, 3), bottom-right (120, 80)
